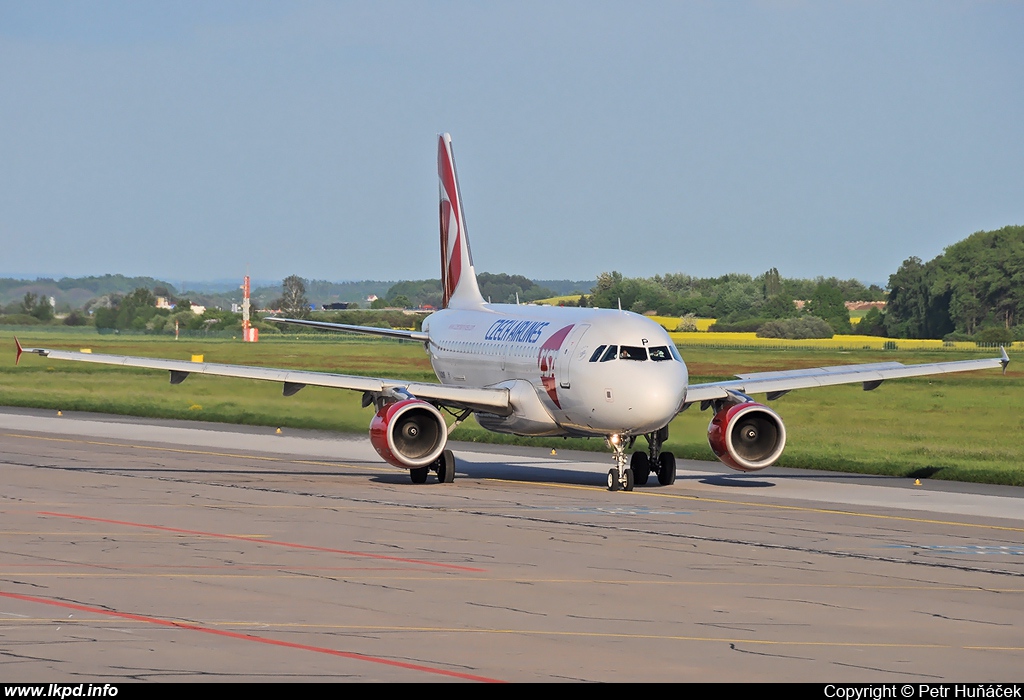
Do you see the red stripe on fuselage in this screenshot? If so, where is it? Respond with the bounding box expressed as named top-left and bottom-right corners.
top-left (537, 324), bottom-right (575, 408)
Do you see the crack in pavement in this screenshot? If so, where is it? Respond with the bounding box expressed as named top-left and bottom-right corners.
top-left (14, 459), bottom-right (1024, 580)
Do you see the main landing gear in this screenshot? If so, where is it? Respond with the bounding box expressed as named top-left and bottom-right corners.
top-left (409, 449), bottom-right (457, 484)
top-left (606, 426), bottom-right (676, 491)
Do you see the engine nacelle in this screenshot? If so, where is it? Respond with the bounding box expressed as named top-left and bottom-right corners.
top-left (369, 399), bottom-right (447, 469)
top-left (707, 402), bottom-right (787, 472)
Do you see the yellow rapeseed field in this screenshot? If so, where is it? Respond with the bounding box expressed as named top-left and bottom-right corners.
top-left (647, 316), bottom-right (717, 332)
top-left (534, 295), bottom-right (588, 306)
top-left (668, 331), bottom-right (1023, 351)
top-left (522, 308), bottom-right (1014, 351)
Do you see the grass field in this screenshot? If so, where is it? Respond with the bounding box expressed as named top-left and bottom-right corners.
top-left (669, 331), bottom-right (1024, 351)
top-left (2, 329), bottom-right (1022, 486)
top-left (534, 294), bottom-right (587, 306)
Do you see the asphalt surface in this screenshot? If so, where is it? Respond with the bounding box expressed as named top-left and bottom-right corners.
top-left (1, 407), bottom-right (1022, 682)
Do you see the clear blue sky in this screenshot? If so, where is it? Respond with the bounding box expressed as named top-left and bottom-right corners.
top-left (1, 1), bottom-right (1021, 286)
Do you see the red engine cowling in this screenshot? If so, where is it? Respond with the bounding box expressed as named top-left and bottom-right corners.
top-left (369, 399), bottom-right (448, 469)
top-left (707, 402), bottom-right (787, 472)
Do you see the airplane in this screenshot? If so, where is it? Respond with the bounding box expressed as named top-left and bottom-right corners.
top-left (14, 133), bottom-right (1010, 491)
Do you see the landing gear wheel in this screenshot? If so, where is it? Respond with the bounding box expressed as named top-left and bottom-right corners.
top-left (657, 452), bottom-right (676, 486)
top-left (436, 449), bottom-right (456, 484)
top-left (623, 468), bottom-right (635, 492)
top-left (410, 466), bottom-right (429, 484)
top-left (607, 468), bottom-right (621, 492)
top-left (630, 452), bottom-right (650, 486)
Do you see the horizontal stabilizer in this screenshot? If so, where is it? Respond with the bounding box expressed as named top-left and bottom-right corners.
top-left (266, 317), bottom-right (428, 341)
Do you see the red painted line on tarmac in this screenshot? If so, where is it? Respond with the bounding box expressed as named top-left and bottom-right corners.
top-left (0, 563), bottom-right (444, 572)
top-left (0, 590), bottom-right (502, 683)
top-left (37, 511), bottom-right (486, 573)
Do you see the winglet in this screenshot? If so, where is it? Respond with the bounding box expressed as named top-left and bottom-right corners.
top-left (14, 336), bottom-right (23, 366)
top-left (1000, 346), bottom-right (1010, 375)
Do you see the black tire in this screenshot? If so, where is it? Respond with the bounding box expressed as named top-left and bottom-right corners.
top-left (607, 469), bottom-right (620, 491)
top-left (630, 452), bottom-right (650, 486)
top-left (410, 466), bottom-right (429, 484)
top-left (623, 468), bottom-right (634, 492)
top-left (437, 449), bottom-right (456, 483)
top-left (657, 452), bottom-right (676, 486)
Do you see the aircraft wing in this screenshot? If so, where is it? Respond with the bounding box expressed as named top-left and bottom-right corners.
top-left (265, 317), bottom-right (429, 342)
top-left (683, 349), bottom-right (1010, 407)
top-left (14, 340), bottom-right (509, 416)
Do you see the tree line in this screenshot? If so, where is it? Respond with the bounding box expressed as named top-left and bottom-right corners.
top-left (584, 225), bottom-right (1024, 341)
top-left (884, 225), bottom-right (1024, 342)
top-left (3, 225), bottom-right (1019, 341)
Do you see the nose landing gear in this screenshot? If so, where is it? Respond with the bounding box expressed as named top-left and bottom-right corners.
top-left (606, 434), bottom-right (634, 491)
top-left (606, 426), bottom-right (676, 491)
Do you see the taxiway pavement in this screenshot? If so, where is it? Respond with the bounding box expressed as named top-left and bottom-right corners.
top-left (1, 408), bottom-right (1022, 682)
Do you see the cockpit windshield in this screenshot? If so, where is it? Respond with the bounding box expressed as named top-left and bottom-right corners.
top-left (648, 346), bottom-right (672, 361)
top-left (589, 343), bottom-right (682, 363)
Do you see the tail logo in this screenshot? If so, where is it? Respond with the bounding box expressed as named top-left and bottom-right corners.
top-left (438, 137), bottom-right (463, 307)
top-left (537, 325), bottom-right (575, 408)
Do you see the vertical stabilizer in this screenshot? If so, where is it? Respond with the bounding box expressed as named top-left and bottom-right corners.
top-left (438, 133), bottom-right (485, 309)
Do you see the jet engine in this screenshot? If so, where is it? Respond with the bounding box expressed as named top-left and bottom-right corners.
top-left (707, 402), bottom-right (787, 472)
top-left (369, 399), bottom-right (447, 469)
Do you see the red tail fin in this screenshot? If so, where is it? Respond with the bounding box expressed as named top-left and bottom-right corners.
top-left (438, 133), bottom-right (484, 309)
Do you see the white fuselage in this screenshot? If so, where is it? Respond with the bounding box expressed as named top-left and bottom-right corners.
top-left (421, 304), bottom-right (689, 438)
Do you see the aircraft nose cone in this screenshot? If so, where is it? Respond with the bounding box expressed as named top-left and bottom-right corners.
top-left (604, 361), bottom-right (688, 434)
top-left (646, 368), bottom-right (688, 417)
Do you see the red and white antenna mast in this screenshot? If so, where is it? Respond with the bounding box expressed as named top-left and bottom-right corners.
top-left (241, 275), bottom-right (258, 342)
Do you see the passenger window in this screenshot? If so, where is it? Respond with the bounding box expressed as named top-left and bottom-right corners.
top-left (648, 346), bottom-right (671, 361)
top-left (600, 345), bottom-right (618, 362)
top-left (619, 346), bottom-right (647, 361)
top-left (589, 345), bottom-right (607, 362)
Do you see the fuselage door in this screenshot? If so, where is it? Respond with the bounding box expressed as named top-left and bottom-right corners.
top-left (559, 324), bottom-right (591, 389)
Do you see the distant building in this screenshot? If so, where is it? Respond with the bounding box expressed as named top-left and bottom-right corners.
top-left (845, 301), bottom-right (886, 311)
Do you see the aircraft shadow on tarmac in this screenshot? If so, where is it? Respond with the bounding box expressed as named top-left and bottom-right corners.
top-left (51, 452), bottom-right (908, 490)
top-left (364, 461), bottom-right (912, 489)
top-left (696, 475), bottom-right (775, 488)
top-left (365, 459), bottom-right (778, 489)
top-left (368, 460), bottom-right (605, 487)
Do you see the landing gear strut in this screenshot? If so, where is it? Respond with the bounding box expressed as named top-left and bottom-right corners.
top-left (409, 449), bottom-right (457, 484)
top-left (621, 426), bottom-right (676, 488)
top-left (605, 434), bottom-right (634, 492)
top-left (630, 451), bottom-right (651, 486)
top-left (435, 449), bottom-right (456, 483)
